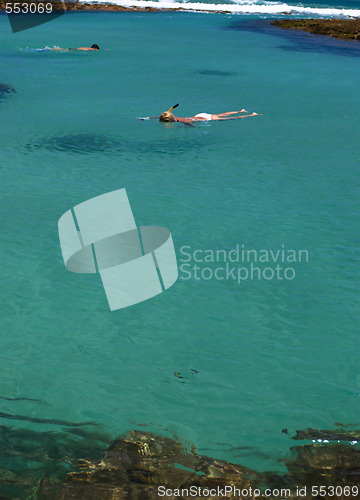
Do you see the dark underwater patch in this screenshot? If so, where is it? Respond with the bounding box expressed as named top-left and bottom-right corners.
top-left (0, 395), bottom-right (43, 403)
top-left (26, 132), bottom-right (210, 156)
top-left (196, 70), bottom-right (239, 77)
top-left (0, 84), bottom-right (16, 100)
top-left (27, 134), bottom-right (122, 154)
top-left (0, 410), bottom-right (98, 427)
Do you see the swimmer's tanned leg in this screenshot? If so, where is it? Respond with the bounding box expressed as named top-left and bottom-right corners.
top-left (215, 110), bottom-right (248, 117)
top-left (217, 113), bottom-right (261, 120)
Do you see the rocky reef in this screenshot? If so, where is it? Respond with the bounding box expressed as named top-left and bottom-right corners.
top-left (41, 430), bottom-right (261, 499)
top-left (0, 0), bottom-right (236, 13)
top-left (0, 424), bottom-right (111, 499)
top-left (0, 1), bottom-right (211, 13)
top-left (271, 19), bottom-right (360, 41)
top-left (0, 424), bottom-right (359, 499)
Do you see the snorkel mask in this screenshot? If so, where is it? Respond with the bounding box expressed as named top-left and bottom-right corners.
top-left (159, 104), bottom-right (179, 122)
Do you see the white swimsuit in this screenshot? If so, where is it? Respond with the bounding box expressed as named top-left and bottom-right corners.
top-left (194, 113), bottom-right (212, 121)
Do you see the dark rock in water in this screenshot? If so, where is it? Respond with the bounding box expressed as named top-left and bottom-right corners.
top-left (292, 427), bottom-right (360, 442)
top-left (39, 429), bottom-right (360, 499)
top-left (0, 84), bottom-right (16, 100)
top-left (197, 70), bottom-right (238, 77)
top-left (0, 424), bottom-right (111, 499)
top-left (271, 19), bottom-right (360, 41)
top-left (280, 443), bottom-right (360, 488)
top-left (39, 430), bottom-right (259, 499)
top-left (1, 426), bottom-right (360, 499)
top-left (227, 19), bottom-right (360, 58)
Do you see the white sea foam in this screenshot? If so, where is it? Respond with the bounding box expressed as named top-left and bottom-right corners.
top-left (83, 0), bottom-right (360, 17)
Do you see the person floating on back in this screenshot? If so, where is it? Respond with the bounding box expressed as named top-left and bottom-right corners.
top-left (139, 104), bottom-right (260, 124)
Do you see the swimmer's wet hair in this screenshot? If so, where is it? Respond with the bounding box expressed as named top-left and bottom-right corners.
top-left (91, 44), bottom-right (100, 50)
top-left (159, 111), bottom-right (175, 122)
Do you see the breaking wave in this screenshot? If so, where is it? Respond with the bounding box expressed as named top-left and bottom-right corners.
top-left (84, 0), bottom-right (360, 17)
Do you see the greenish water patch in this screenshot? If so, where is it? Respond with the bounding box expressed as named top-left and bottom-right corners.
top-left (0, 10), bottom-right (359, 479)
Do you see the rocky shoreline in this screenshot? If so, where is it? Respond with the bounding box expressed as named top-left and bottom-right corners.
top-left (0, 424), bottom-right (359, 499)
top-left (271, 18), bottom-right (360, 40)
top-left (1, 1), bottom-right (359, 40)
top-left (0, 0), bottom-right (233, 14)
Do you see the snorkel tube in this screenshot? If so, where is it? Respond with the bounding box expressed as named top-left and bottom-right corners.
top-left (138, 104), bottom-right (180, 121)
top-left (168, 104), bottom-right (179, 112)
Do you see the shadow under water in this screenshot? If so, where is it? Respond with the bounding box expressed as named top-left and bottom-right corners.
top-left (26, 132), bottom-right (210, 157)
top-left (0, 425), bottom-right (359, 500)
top-left (0, 411), bottom-right (98, 428)
top-left (26, 134), bottom-right (123, 155)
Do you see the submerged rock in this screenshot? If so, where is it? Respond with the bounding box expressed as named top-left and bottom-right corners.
top-left (53, 430), bottom-right (259, 499)
top-left (37, 430), bottom-right (259, 499)
top-left (0, 424), bottom-right (111, 499)
top-left (281, 442), bottom-right (360, 488)
top-left (1, 425), bottom-right (359, 499)
top-left (271, 19), bottom-right (360, 41)
top-left (39, 429), bottom-right (360, 500)
top-left (292, 427), bottom-right (360, 442)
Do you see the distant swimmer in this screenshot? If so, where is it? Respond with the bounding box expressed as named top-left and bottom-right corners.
top-left (48, 44), bottom-right (100, 51)
top-left (0, 83), bottom-right (16, 96)
top-left (138, 104), bottom-right (260, 124)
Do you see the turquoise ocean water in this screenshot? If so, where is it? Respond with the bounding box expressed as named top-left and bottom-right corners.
top-left (0, 7), bottom-right (359, 478)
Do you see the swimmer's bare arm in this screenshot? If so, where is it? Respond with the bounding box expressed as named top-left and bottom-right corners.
top-left (174, 117), bottom-right (196, 125)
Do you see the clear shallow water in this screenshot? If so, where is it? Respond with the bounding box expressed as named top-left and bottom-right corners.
top-left (0, 11), bottom-right (359, 475)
